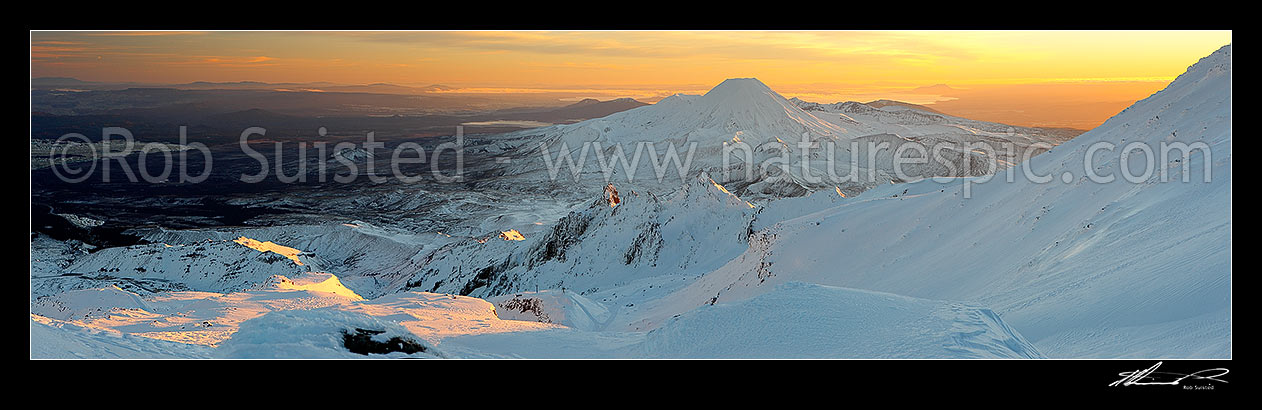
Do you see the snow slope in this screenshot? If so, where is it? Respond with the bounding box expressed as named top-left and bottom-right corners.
top-left (51, 238), bottom-right (312, 296)
top-left (216, 308), bottom-right (439, 359)
top-left (789, 97), bottom-right (1080, 147)
top-left (635, 282), bottom-right (1044, 359)
top-left (31, 315), bottom-right (212, 359)
top-left (403, 176), bottom-right (757, 303)
top-left (31, 272), bottom-right (365, 349)
top-left (32, 283), bottom-right (1038, 359)
top-left (486, 289), bottom-right (612, 331)
top-left (127, 223), bottom-right (437, 298)
top-left (649, 45), bottom-right (1232, 358)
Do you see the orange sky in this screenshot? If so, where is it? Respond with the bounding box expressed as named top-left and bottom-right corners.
top-left (30, 30), bottom-right (1231, 129)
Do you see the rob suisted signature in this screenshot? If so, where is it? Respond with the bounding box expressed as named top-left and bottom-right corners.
top-left (1109, 361), bottom-right (1229, 387)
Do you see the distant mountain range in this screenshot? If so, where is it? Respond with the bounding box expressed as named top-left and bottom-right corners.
top-left (31, 77), bottom-right (456, 95)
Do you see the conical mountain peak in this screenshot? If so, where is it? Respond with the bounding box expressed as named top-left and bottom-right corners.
top-left (703, 78), bottom-right (775, 99)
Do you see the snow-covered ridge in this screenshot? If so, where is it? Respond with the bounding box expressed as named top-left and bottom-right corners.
top-left (401, 175), bottom-right (758, 301)
top-left (476, 77), bottom-right (1076, 201)
top-left (656, 44), bottom-right (1232, 357)
top-left (47, 239), bottom-right (312, 296)
top-left (121, 223), bottom-right (439, 298)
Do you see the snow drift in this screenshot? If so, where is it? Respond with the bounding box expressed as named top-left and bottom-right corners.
top-left (636, 282), bottom-right (1044, 359)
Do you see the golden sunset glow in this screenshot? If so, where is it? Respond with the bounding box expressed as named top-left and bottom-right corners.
top-left (499, 230), bottom-right (526, 241)
top-left (233, 237), bottom-right (305, 266)
top-left (31, 30), bottom-right (1230, 129)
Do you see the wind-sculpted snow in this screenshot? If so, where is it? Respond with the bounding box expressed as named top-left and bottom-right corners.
top-left (635, 282), bottom-right (1044, 359)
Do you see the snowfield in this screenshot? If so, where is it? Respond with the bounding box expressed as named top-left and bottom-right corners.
top-left (30, 46), bottom-right (1230, 359)
top-left (32, 272), bottom-right (364, 347)
top-left (635, 282), bottom-right (1044, 359)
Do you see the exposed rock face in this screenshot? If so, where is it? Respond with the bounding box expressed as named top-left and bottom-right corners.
top-left (403, 177), bottom-right (757, 299)
top-left (605, 183), bottom-right (621, 207)
top-left (341, 327), bottom-right (429, 355)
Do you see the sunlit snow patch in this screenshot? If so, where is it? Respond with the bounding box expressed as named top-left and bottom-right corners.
top-left (499, 229), bottom-right (525, 241)
top-left (30, 272), bottom-right (366, 349)
top-left (233, 236), bottom-right (306, 266)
